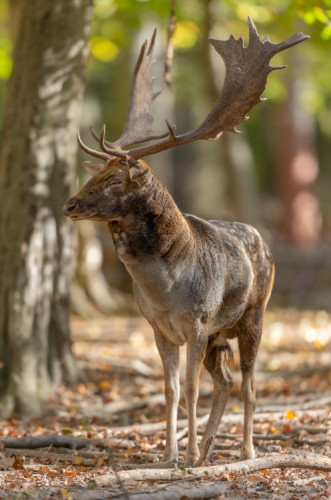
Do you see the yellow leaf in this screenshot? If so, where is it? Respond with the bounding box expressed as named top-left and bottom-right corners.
top-left (62, 491), bottom-right (68, 498)
top-left (270, 426), bottom-right (280, 434)
top-left (98, 380), bottom-right (111, 389)
top-left (232, 405), bottom-right (242, 413)
top-left (285, 410), bottom-right (296, 420)
top-left (96, 455), bottom-right (109, 466)
top-left (172, 21), bottom-right (199, 50)
top-left (89, 36), bottom-right (119, 62)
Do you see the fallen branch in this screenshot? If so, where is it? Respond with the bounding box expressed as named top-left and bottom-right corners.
top-left (0, 435), bottom-right (105, 450)
top-left (109, 409), bottom-right (328, 436)
top-left (100, 393), bottom-right (165, 416)
top-left (110, 478), bottom-right (199, 500)
top-left (256, 396), bottom-right (331, 413)
top-left (112, 483), bottom-right (227, 500)
top-left (126, 458), bottom-right (178, 470)
top-left (257, 364), bottom-right (331, 380)
top-left (79, 355), bottom-right (156, 377)
top-left (5, 448), bottom-right (111, 466)
top-left (296, 426), bottom-right (331, 434)
top-left (95, 452), bottom-right (331, 484)
top-left (215, 429), bottom-right (328, 444)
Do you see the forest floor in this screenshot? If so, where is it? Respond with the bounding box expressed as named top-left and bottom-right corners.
top-left (0, 309), bottom-right (330, 499)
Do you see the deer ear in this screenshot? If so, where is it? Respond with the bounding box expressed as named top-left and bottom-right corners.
top-left (83, 161), bottom-right (105, 177)
top-left (128, 161), bottom-right (150, 187)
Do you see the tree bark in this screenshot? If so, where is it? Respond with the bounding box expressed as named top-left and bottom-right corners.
top-left (0, 0), bottom-right (93, 416)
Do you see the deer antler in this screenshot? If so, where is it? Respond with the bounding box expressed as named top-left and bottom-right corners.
top-left (78, 18), bottom-right (308, 161)
top-left (89, 28), bottom-right (168, 153)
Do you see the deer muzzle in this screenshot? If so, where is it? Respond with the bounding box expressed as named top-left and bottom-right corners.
top-left (63, 197), bottom-right (81, 219)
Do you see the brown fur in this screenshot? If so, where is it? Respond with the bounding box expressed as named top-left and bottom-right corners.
top-left (64, 158), bottom-right (275, 466)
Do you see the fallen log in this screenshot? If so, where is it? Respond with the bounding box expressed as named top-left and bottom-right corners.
top-left (94, 452), bottom-right (331, 484)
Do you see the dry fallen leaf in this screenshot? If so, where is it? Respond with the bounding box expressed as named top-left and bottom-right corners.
top-left (12, 456), bottom-right (25, 470)
top-left (285, 410), bottom-right (297, 420)
top-left (0, 457), bottom-right (15, 470)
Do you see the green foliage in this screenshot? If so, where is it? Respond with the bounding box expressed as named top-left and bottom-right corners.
top-left (0, 37), bottom-right (12, 79)
top-left (0, 0), bottom-right (11, 80)
top-left (86, 1), bottom-right (331, 116)
top-left (1, 1), bottom-right (330, 114)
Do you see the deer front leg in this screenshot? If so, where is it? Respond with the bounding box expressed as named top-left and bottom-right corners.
top-left (154, 328), bottom-right (180, 462)
top-left (184, 331), bottom-right (208, 467)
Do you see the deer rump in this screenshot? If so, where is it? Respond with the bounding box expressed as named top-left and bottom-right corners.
top-left (64, 18), bottom-right (307, 467)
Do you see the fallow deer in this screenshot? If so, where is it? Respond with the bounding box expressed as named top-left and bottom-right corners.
top-left (64, 19), bottom-right (308, 467)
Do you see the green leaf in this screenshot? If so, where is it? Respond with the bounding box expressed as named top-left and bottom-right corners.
top-left (61, 428), bottom-right (73, 435)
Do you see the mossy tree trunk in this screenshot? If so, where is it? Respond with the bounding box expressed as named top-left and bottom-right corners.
top-left (0, 0), bottom-right (93, 417)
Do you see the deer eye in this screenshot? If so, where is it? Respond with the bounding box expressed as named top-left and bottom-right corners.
top-left (110, 181), bottom-right (123, 188)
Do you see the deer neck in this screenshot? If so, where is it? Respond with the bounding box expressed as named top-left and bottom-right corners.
top-left (108, 177), bottom-right (191, 265)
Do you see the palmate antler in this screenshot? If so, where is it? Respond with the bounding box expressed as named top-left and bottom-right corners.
top-left (79, 17), bottom-right (308, 162)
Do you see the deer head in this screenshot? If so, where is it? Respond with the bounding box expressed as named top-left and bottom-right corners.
top-left (64, 18), bottom-right (308, 221)
top-left (63, 156), bottom-right (154, 222)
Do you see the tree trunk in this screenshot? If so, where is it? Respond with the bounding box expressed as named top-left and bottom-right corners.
top-left (0, 0), bottom-right (93, 417)
top-left (275, 76), bottom-right (321, 247)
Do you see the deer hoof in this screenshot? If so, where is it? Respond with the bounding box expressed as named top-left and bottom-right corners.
top-left (240, 447), bottom-right (255, 460)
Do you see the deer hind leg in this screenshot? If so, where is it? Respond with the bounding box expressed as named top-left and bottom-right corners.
top-left (199, 334), bottom-right (234, 459)
top-left (153, 328), bottom-right (180, 462)
top-left (237, 306), bottom-right (264, 460)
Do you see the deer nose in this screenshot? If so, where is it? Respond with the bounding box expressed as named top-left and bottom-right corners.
top-left (63, 197), bottom-right (79, 217)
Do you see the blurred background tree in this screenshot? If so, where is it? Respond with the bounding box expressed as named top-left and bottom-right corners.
top-left (0, 0), bottom-right (330, 415)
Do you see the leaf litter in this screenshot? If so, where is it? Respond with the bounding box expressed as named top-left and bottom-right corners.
top-left (0, 309), bottom-right (329, 499)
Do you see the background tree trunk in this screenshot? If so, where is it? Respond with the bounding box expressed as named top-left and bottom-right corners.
top-left (275, 75), bottom-right (321, 247)
top-left (0, 0), bottom-right (93, 417)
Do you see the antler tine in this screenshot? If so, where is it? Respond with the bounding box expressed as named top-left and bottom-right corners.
top-left (247, 16), bottom-right (308, 60)
top-left (77, 126), bottom-right (128, 162)
top-left (147, 26), bottom-right (157, 56)
top-left (77, 131), bottom-right (110, 162)
top-left (98, 125), bottom-right (128, 159)
top-left (90, 124), bottom-right (168, 149)
top-left (127, 18), bottom-right (308, 159)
